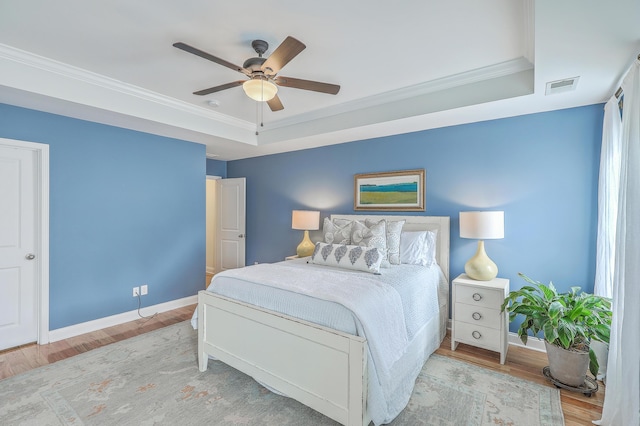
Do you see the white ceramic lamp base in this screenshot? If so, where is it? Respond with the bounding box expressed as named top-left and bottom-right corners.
top-left (296, 230), bottom-right (315, 257)
top-left (464, 240), bottom-right (498, 281)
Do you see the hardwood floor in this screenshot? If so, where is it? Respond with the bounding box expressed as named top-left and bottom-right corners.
top-left (0, 304), bottom-right (603, 425)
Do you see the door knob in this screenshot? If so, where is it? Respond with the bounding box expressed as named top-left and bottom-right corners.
top-left (25, 253), bottom-right (36, 260)
top-left (238, 234), bottom-right (245, 238)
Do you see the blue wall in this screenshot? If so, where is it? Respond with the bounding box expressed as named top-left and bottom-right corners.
top-left (0, 101), bottom-right (603, 334)
top-left (206, 158), bottom-right (227, 177)
top-left (0, 103), bottom-right (206, 330)
top-left (228, 105), bottom-right (603, 329)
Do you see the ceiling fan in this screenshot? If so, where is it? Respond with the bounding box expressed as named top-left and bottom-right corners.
top-left (173, 36), bottom-right (340, 112)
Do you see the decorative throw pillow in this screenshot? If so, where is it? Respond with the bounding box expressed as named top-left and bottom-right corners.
top-left (351, 220), bottom-right (389, 268)
top-left (366, 218), bottom-right (405, 265)
top-left (310, 242), bottom-right (383, 274)
top-left (399, 230), bottom-right (438, 266)
top-left (322, 217), bottom-right (353, 245)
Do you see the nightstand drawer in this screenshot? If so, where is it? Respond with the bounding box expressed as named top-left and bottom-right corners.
top-left (455, 284), bottom-right (503, 308)
top-left (453, 321), bottom-right (501, 350)
top-left (454, 302), bottom-right (501, 329)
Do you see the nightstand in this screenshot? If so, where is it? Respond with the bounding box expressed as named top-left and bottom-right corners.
top-left (451, 273), bottom-right (510, 364)
top-left (285, 255), bottom-right (299, 261)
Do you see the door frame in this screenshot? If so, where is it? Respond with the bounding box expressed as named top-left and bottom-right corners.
top-left (0, 138), bottom-right (50, 345)
top-left (206, 175), bottom-right (221, 276)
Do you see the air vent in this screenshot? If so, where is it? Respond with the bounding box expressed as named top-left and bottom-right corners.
top-left (545, 77), bottom-right (579, 95)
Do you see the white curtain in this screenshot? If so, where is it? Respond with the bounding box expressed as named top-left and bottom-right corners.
top-left (594, 97), bottom-right (621, 299)
top-left (596, 59), bottom-right (640, 426)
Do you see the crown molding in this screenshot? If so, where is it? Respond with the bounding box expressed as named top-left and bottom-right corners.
top-left (0, 42), bottom-right (533, 150)
top-left (0, 43), bottom-right (254, 129)
top-left (0, 43), bottom-right (257, 145)
top-left (265, 57), bottom-right (533, 131)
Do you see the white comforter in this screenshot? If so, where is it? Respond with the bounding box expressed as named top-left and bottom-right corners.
top-left (192, 259), bottom-right (444, 425)
top-left (216, 262), bottom-right (409, 372)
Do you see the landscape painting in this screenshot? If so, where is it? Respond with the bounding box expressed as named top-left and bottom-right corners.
top-left (354, 169), bottom-right (425, 211)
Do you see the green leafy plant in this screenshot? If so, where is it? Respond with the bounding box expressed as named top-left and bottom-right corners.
top-left (501, 273), bottom-right (612, 377)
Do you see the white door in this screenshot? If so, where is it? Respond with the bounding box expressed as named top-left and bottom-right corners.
top-left (0, 145), bottom-right (38, 350)
top-left (216, 178), bottom-right (246, 272)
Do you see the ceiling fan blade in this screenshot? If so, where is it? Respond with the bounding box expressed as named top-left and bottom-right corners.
top-left (267, 95), bottom-right (284, 111)
top-left (173, 42), bottom-right (249, 75)
top-left (274, 76), bottom-right (340, 95)
top-left (261, 36), bottom-right (306, 75)
top-left (193, 81), bottom-right (245, 96)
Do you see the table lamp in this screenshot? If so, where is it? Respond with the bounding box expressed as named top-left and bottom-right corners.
top-left (459, 211), bottom-right (504, 281)
top-left (292, 210), bottom-right (320, 257)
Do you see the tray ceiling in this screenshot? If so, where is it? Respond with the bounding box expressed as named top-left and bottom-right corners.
top-left (0, 0), bottom-right (638, 159)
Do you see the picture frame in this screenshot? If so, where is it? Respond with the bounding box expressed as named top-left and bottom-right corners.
top-left (354, 169), bottom-right (425, 211)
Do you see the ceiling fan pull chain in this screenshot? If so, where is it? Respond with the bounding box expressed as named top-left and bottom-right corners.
top-left (255, 101), bottom-right (259, 135)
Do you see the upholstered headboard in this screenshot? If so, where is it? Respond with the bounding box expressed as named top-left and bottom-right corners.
top-left (330, 214), bottom-right (450, 281)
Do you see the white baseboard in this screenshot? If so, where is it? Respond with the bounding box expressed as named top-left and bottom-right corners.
top-left (47, 295), bottom-right (198, 343)
top-left (447, 319), bottom-right (547, 353)
top-left (507, 333), bottom-right (546, 352)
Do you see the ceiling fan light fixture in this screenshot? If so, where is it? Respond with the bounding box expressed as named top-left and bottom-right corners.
top-left (243, 78), bottom-right (278, 102)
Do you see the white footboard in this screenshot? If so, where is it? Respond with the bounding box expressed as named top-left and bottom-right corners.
top-left (197, 290), bottom-right (370, 426)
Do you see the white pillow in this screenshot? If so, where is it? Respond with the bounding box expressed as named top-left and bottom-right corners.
top-left (322, 217), bottom-right (353, 245)
top-left (310, 242), bottom-right (383, 274)
top-left (399, 230), bottom-right (438, 266)
top-left (351, 220), bottom-right (389, 267)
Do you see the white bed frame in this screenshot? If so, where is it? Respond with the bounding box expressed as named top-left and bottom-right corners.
top-left (197, 215), bottom-right (450, 426)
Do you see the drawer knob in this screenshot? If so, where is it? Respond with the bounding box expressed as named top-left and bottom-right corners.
top-left (472, 331), bottom-right (482, 339)
top-left (472, 312), bottom-right (482, 321)
top-left (472, 293), bottom-right (482, 301)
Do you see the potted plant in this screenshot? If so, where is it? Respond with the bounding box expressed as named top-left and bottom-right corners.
top-left (501, 273), bottom-right (612, 387)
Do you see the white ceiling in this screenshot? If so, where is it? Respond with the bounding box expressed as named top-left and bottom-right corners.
top-left (0, 0), bottom-right (638, 160)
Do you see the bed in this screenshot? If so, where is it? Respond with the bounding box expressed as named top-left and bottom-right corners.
top-left (194, 214), bottom-right (450, 425)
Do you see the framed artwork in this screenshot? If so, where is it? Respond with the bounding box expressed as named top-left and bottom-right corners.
top-left (354, 169), bottom-right (425, 211)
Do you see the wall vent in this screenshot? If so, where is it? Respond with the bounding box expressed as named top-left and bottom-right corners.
top-left (545, 77), bottom-right (579, 95)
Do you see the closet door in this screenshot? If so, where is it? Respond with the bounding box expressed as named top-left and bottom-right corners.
top-left (0, 144), bottom-right (37, 350)
top-left (216, 177), bottom-right (246, 272)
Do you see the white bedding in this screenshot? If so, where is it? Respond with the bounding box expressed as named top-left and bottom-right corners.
top-left (191, 258), bottom-right (446, 425)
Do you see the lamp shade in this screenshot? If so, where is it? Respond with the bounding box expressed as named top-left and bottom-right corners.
top-left (243, 78), bottom-right (278, 101)
top-left (292, 210), bottom-right (320, 231)
top-left (459, 211), bottom-right (504, 240)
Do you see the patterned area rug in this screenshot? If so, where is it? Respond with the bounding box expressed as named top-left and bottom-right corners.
top-left (0, 321), bottom-right (564, 425)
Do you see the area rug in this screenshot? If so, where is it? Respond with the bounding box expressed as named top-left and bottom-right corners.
top-left (0, 321), bottom-right (564, 425)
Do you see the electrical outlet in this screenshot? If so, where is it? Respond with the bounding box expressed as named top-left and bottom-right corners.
top-left (141, 284), bottom-right (148, 295)
top-left (133, 286), bottom-right (139, 297)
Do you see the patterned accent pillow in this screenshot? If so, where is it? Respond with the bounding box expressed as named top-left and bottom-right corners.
top-left (365, 218), bottom-right (405, 265)
top-left (322, 217), bottom-right (353, 245)
top-left (351, 220), bottom-right (389, 268)
top-left (310, 242), bottom-right (383, 274)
